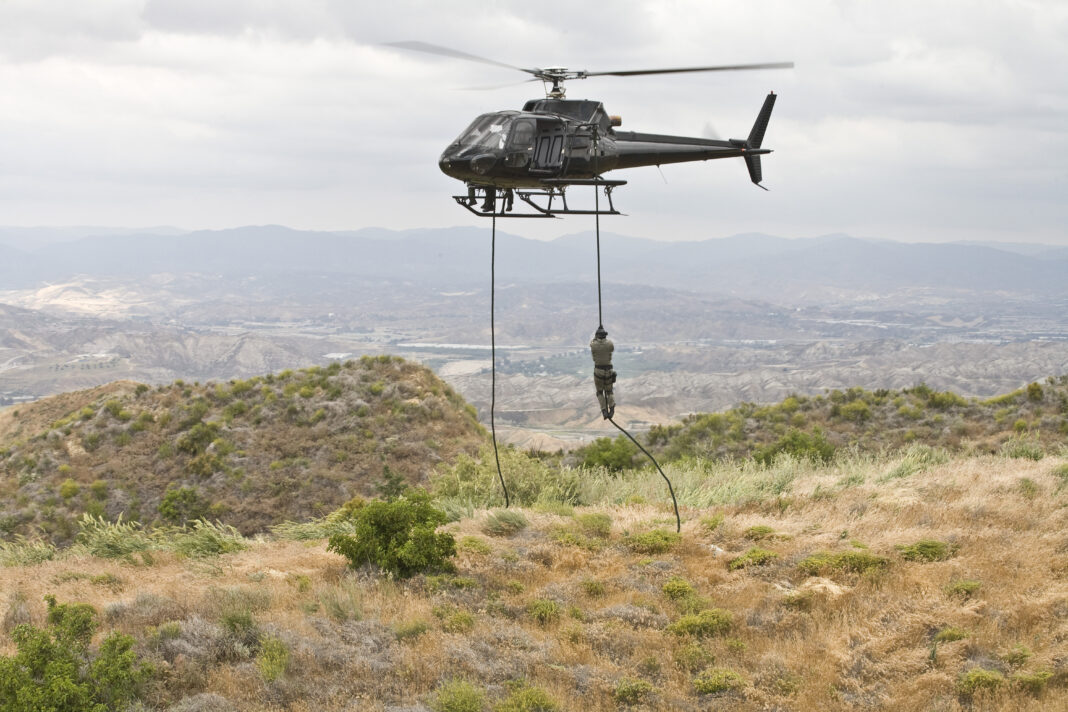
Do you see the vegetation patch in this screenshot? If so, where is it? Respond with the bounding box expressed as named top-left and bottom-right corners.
top-left (933, 626), bottom-right (969, 643)
top-left (798, 550), bottom-right (889, 576)
top-left (432, 679), bottom-right (486, 712)
top-left (945, 579), bottom-right (981, 597)
top-left (328, 490), bottom-right (455, 578)
top-left (667, 608), bottom-right (733, 638)
top-left (956, 668), bottom-right (1005, 696)
top-left (727, 547), bottom-right (778, 571)
top-left (693, 667), bottom-right (746, 694)
top-left (481, 509), bottom-right (529, 537)
top-left (0, 595), bottom-right (151, 710)
top-left (624, 529), bottom-right (681, 554)
top-left (613, 677), bottom-right (654, 705)
top-left (897, 539), bottom-right (956, 562)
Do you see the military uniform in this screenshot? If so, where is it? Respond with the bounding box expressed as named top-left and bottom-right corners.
top-left (590, 327), bottom-right (616, 419)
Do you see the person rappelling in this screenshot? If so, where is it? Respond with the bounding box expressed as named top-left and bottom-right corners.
top-left (590, 325), bottom-right (616, 420)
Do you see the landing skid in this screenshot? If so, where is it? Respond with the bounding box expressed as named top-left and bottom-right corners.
top-left (453, 179), bottom-right (627, 218)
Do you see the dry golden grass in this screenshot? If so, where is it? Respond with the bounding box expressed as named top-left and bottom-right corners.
top-left (2, 454), bottom-right (1066, 711)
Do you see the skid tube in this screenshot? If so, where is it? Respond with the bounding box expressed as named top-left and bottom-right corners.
top-left (452, 179), bottom-right (626, 219)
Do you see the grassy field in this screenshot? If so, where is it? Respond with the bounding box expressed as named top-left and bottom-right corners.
top-left (3, 451), bottom-right (1066, 711)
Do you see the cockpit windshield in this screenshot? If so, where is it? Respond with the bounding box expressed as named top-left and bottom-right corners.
top-left (452, 113), bottom-right (517, 150)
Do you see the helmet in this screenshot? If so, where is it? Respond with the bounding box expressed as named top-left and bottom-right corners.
top-left (595, 325), bottom-right (608, 339)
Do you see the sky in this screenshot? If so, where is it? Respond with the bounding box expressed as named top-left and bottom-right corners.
top-left (0, 0), bottom-right (1065, 244)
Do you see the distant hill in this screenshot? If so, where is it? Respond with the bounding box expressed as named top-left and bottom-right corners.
top-left (1, 225), bottom-right (1065, 299)
top-left (0, 358), bottom-right (486, 543)
top-left (576, 376), bottom-right (1068, 468)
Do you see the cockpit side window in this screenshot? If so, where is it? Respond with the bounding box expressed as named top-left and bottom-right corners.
top-left (508, 120), bottom-right (535, 149)
top-left (453, 114), bottom-right (511, 149)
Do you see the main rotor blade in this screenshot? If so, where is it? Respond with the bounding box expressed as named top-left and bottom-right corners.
top-left (460, 78), bottom-right (542, 91)
top-left (586, 61), bottom-right (794, 77)
top-left (383, 41), bottom-right (534, 74)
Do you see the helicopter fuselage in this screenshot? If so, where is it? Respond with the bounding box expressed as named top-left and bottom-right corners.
top-left (438, 97), bottom-right (771, 189)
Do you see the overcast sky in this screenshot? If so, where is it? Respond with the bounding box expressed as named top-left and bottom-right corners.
top-left (1, 0), bottom-right (1065, 243)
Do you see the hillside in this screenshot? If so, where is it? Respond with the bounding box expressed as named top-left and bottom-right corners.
top-left (570, 376), bottom-right (1068, 470)
top-left (1, 452), bottom-right (1065, 710)
top-left (0, 358), bottom-right (486, 542)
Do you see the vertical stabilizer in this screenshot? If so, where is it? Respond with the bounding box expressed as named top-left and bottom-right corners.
top-left (748, 92), bottom-right (776, 149)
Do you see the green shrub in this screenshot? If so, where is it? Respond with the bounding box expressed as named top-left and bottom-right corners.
top-left (578, 435), bottom-right (638, 471)
top-left (580, 579), bottom-right (606, 597)
top-left (393, 619), bottom-right (429, 640)
top-left (614, 677), bottom-right (654, 705)
top-left (625, 529), bottom-right (681, 554)
top-left (0, 595), bottom-right (151, 711)
top-left (432, 679), bottom-right (486, 712)
top-left (700, 514), bottom-right (725, 531)
top-left (527, 599), bottom-right (560, 626)
top-left (674, 641), bottom-right (714, 672)
top-left (257, 636), bottom-right (289, 683)
top-left (693, 667), bottom-right (746, 694)
top-left (1002, 644), bottom-right (1031, 668)
top-left (798, 550), bottom-right (889, 576)
top-left (494, 682), bottom-right (559, 712)
top-left (727, 547), bottom-right (778, 571)
top-left (59, 478), bottom-right (80, 500)
top-left (945, 579), bottom-right (981, 597)
top-left (575, 512), bottom-right (612, 537)
top-left (662, 577), bottom-right (697, 601)
top-left (933, 626), bottom-right (968, 643)
top-left (897, 539), bottom-right (956, 562)
top-left (667, 609), bottom-right (733, 638)
top-left (743, 524), bottom-right (775, 540)
top-left (441, 610), bottom-right (475, 633)
top-left (481, 509), bottom-right (528, 537)
top-left (457, 536), bottom-right (492, 555)
top-left (157, 486), bottom-right (206, 525)
top-left (753, 428), bottom-right (835, 466)
top-left (839, 399), bottom-right (871, 423)
top-left (327, 490), bottom-right (455, 578)
top-left (956, 668), bottom-right (1005, 696)
top-left (1012, 669), bottom-right (1052, 695)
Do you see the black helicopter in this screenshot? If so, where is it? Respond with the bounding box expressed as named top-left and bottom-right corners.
top-left (387, 42), bottom-right (793, 218)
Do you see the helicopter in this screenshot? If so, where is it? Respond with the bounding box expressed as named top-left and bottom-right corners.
top-left (387, 41), bottom-right (793, 218)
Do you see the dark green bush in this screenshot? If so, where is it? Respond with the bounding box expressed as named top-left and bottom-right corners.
top-left (693, 667), bottom-right (746, 694)
top-left (579, 435), bottom-right (639, 471)
top-left (157, 486), bottom-right (206, 525)
top-left (0, 596), bottom-right (151, 711)
top-left (625, 529), bottom-right (681, 554)
top-left (667, 609), bottom-right (733, 638)
top-left (327, 489), bottom-right (455, 578)
top-left (727, 547), bottom-right (778, 571)
top-left (897, 539), bottom-right (956, 562)
top-left (753, 428), bottom-right (835, 466)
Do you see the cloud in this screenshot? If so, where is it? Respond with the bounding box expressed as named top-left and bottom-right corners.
top-left (0, 0), bottom-right (1064, 243)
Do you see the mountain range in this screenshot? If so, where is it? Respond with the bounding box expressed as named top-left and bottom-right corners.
top-left (2, 225), bottom-right (1067, 301)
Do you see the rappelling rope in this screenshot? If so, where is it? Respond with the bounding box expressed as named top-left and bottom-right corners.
top-left (490, 202), bottom-right (510, 507)
top-left (593, 181), bottom-right (680, 533)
